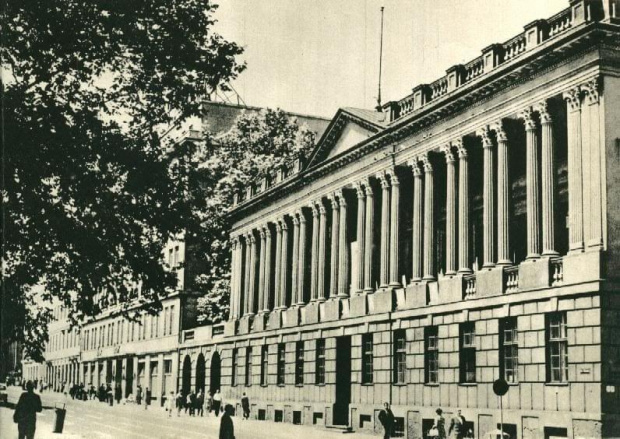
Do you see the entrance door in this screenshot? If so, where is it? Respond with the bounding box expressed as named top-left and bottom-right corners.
top-left (182, 355), bottom-right (192, 395)
top-left (125, 359), bottom-right (133, 397)
top-left (209, 351), bottom-right (221, 394)
top-left (334, 336), bottom-right (351, 426)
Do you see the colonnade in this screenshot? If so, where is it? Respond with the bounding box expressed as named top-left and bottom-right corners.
top-left (230, 79), bottom-right (604, 320)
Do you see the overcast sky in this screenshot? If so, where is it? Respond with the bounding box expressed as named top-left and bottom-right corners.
top-left (214, 0), bottom-right (568, 119)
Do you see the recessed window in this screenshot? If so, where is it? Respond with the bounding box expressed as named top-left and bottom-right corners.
top-left (393, 330), bottom-right (406, 384)
top-left (547, 312), bottom-right (568, 383)
top-left (231, 348), bottom-right (238, 386)
top-left (362, 334), bottom-right (374, 384)
top-left (460, 322), bottom-right (476, 383)
top-left (277, 343), bottom-right (286, 386)
top-left (260, 345), bottom-right (268, 386)
top-left (425, 326), bottom-right (439, 384)
top-left (245, 347), bottom-right (252, 386)
top-left (315, 339), bottom-right (326, 385)
top-left (295, 341), bottom-right (304, 385)
top-left (500, 317), bottom-right (518, 383)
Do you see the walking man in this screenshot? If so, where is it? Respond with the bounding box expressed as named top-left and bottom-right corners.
top-left (241, 393), bottom-right (250, 420)
top-left (213, 389), bottom-right (222, 417)
top-left (378, 402), bottom-right (395, 439)
top-left (13, 381), bottom-right (42, 439)
top-left (448, 409), bottom-right (466, 439)
top-left (144, 387), bottom-right (151, 410)
top-left (196, 390), bottom-right (205, 416)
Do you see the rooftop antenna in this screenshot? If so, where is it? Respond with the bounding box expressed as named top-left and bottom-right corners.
top-left (376, 6), bottom-right (385, 112)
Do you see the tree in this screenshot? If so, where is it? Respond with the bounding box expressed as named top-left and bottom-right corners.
top-left (194, 108), bottom-right (316, 325)
top-left (1, 0), bottom-right (245, 363)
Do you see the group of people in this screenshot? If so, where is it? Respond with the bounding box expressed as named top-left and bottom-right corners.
top-left (379, 403), bottom-right (470, 439)
top-left (164, 388), bottom-right (224, 417)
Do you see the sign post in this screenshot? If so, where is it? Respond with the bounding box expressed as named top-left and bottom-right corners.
top-left (493, 378), bottom-right (509, 438)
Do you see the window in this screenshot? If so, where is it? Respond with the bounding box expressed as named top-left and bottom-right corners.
top-left (547, 312), bottom-right (568, 383)
top-left (362, 334), bottom-right (374, 384)
top-left (169, 305), bottom-right (175, 335)
top-left (277, 343), bottom-right (286, 386)
top-left (425, 326), bottom-right (439, 384)
top-left (164, 360), bottom-right (172, 374)
top-left (163, 307), bottom-right (168, 336)
top-left (295, 341), bottom-right (304, 385)
top-left (261, 346), bottom-right (268, 386)
top-left (232, 348), bottom-right (238, 386)
top-left (500, 318), bottom-right (518, 383)
top-left (460, 322), bottom-right (476, 383)
top-left (394, 330), bottom-right (406, 384)
top-left (315, 339), bottom-right (326, 385)
top-left (174, 246), bottom-right (180, 267)
top-left (168, 248), bottom-right (173, 267)
top-left (245, 347), bottom-right (253, 386)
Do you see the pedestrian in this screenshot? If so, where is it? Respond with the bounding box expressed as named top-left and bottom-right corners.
top-left (115, 384), bottom-right (122, 405)
top-left (212, 389), bottom-right (222, 417)
top-left (207, 390), bottom-right (213, 414)
top-left (428, 408), bottom-right (446, 439)
top-left (241, 392), bottom-right (250, 420)
top-left (378, 402), bottom-right (394, 439)
top-left (196, 390), bottom-right (205, 416)
top-left (13, 380), bottom-right (42, 439)
top-left (136, 385), bottom-right (142, 405)
top-left (189, 391), bottom-right (197, 416)
top-left (176, 390), bottom-right (184, 417)
top-left (144, 387), bottom-right (151, 410)
top-left (219, 404), bottom-right (235, 439)
top-left (166, 391), bottom-right (175, 417)
top-left (448, 409), bottom-right (466, 439)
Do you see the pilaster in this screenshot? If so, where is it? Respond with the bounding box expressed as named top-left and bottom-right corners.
top-left (494, 123), bottom-right (511, 265)
top-left (354, 181), bottom-right (366, 294)
top-left (456, 141), bottom-right (471, 273)
top-left (537, 101), bottom-right (559, 257)
top-left (422, 155), bottom-right (435, 280)
top-left (363, 180), bottom-right (375, 293)
top-left (409, 159), bottom-right (423, 281)
top-left (520, 108), bottom-right (541, 259)
top-left (378, 171), bottom-right (391, 288)
top-left (442, 145), bottom-right (457, 275)
top-left (563, 87), bottom-right (584, 252)
top-left (337, 189), bottom-right (349, 297)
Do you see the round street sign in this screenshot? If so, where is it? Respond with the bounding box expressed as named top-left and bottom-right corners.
top-left (493, 378), bottom-right (509, 396)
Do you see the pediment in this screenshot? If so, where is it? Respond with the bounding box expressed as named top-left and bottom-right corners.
top-left (305, 108), bottom-right (386, 169)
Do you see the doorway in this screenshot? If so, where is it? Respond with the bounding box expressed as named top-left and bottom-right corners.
top-left (182, 355), bottom-right (191, 395)
top-left (196, 353), bottom-right (206, 394)
top-left (210, 351), bottom-right (221, 394)
top-left (334, 336), bottom-right (351, 426)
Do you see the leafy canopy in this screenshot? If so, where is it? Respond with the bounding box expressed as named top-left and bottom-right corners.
top-left (1, 0), bottom-right (244, 361)
top-left (194, 108), bottom-right (316, 325)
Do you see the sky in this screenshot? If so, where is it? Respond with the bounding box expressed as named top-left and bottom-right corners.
top-left (213, 0), bottom-right (568, 119)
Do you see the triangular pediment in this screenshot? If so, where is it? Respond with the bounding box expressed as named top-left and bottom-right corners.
top-left (305, 108), bottom-right (387, 169)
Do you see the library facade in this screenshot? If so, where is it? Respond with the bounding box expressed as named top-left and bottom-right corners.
top-left (180, 2), bottom-right (620, 438)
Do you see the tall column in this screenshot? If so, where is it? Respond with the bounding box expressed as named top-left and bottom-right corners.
top-left (520, 109), bottom-right (541, 259)
top-left (442, 145), bottom-right (457, 275)
top-left (491, 123), bottom-right (511, 265)
top-left (279, 219), bottom-right (289, 307)
top-left (263, 227), bottom-right (272, 311)
top-left (354, 181), bottom-right (366, 294)
top-left (378, 172), bottom-right (390, 288)
top-left (257, 229), bottom-right (266, 313)
top-left (274, 223), bottom-right (283, 309)
top-left (456, 141), bottom-right (471, 273)
top-left (329, 193), bottom-right (340, 298)
top-left (538, 102), bottom-right (558, 256)
top-left (248, 232), bottom-right (257, 314)
top-left (297, 210), bottom-right (307, 303)
top-left (132, 357), bottom-right (138, 391)
top-left (144, 355), bottom-right (151, 395)
top-left (422, 155), bottom-right (435, 280)
top-left (583, 77), bottom-right (603, 249)
top-left (121, 357), bottom-right (127, 397)
top-left (229, 238), bottom-right (238, 319)
top-left (243, 234), bottom-right (252, 316)
top-left (157, 354), bottom-right (164, 399)
top-left (337, 190), bottom-right (350, 297)
top-left (86, 362), bottom-right (92, 385)
top-left (363, 180), bottom-right (375, 293)
top-left (317, 202), bottom-right (327, 301)
top-left (291, 216), bottom-right (300, 305)
top-left (410, 159), bottom-right (423, 280)
top-left (309, 204), bottom-right (319, 301)
top-left (480, 127), bottom-right (496, 268)
top-left (388, 171), bottom-right (401, 287)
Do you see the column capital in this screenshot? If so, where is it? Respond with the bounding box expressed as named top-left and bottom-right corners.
top-left (536, 101), bottom-right (552, 124)
top-left (292, 215), bottom-right (300, 226)
top-left (259, 228), bottom-right (266, 239)
top-left (275, 221), bottom-right (282, 232)
top-left (328, 192), bottom-right (339, 209)
top-left (296, 209), bottom-right (306, 223)
top-left (519, 108), bottom-right (537, 131)
top-left (249, 234), bottom-right (256, 244)
top-left (309, 201), bottom-right (319, 217)
top-left (582, 76), bottom-right (602, 105)
top-left (354, 181), bottom-right (365, 199)
top-left (363, 178), bottom-right (374, 196)
top-left (455, 139), bottom-right (468, 158)
top-left (279, 218), bottom-right (288, 231)
top-left (441, 144), bottom-right (455, 163)
top-left (421, 154), bottom-right (433, 173)
top-left (563, 87), bottom-right (582, 111)
top-left (318, 203), bottom-right (327, 215)
top-left (377, 171), bottom-right (390, 188)
top-left (264, 226), bottom-right (272, 238)
top-left (408, 158), bottom-right (422, 176)
top-left (493, 122), bottom-right (508, 142)
top-left (388, 170), bottom-right (400, 186)
top-left (478, 126), bottom-right (494, 148)
top-left (336, 189), bottom-right (347, 207)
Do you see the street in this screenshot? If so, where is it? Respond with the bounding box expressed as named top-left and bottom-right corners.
top-left (1, 386), bottom-right (377, 439)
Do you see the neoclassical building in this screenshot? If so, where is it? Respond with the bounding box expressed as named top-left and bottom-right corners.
top-left (178, 2), bottom-right (620, 438)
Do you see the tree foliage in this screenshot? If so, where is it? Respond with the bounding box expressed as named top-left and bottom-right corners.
top-left (194, 108), bottom-right (316, 325)
top-left (1, 0), bottom-right (244, 361)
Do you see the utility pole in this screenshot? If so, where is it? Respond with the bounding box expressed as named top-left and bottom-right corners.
top-left (376, 6), bottom-right (385, 112)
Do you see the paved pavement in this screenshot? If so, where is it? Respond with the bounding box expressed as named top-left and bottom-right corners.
top-left (1, 386), bottom-right (378, 439)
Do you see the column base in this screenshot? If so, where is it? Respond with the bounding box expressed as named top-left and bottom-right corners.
top-left (363, 287), bottom-right (375, 294)
top-left (457, 268), bottom-right (472, 274)
top-left (482, 262), bottom-right (496, 269)
top-left (542, 250), bottom-right (560, 257)
top-left (526, 253), bottom-right (541, 260)
top-left (496, 259), bottom-right (512, 266)
top-left (422, 275), bottom-right (436, 281)
top-left (388, 281), bottom-right (402, 288)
